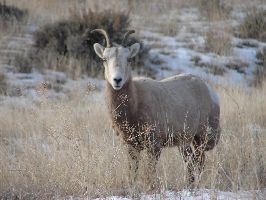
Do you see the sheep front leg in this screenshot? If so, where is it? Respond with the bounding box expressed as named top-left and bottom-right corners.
top-left (127, 145), bottom-right (140, 185)
top-left (146, 146), bottom-right (161, 190)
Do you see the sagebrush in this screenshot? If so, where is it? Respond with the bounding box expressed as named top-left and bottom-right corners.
top-left (0, 72), bottom-right (7, 95)
top-left (205, 30), bottom-right (232, 56)
top-left (0, 1), bottom-right (28, 35)
top-left (0, 1), bottom-right (28, 22)
top-left (17, 9), bottom-right (152, 78)
top-left (254, 47), bottom-right (266, 86)
top-left (238, 9), bottom-right (266, 42)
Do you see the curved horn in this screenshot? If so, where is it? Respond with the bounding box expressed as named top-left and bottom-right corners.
top-left (122, 30), bottom-right (135, 46)
top-left (90, 29), bottom-right (111, 48)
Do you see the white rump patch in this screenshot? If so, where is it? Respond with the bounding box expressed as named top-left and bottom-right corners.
top-left (207, 84), bottom-right (220, 105)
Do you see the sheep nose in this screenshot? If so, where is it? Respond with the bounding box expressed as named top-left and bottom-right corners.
top-left (114, 78), bottom-right (122, 84)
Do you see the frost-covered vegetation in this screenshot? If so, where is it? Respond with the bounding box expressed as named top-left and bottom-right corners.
top-left (0, 0), bottom-right (266, 199)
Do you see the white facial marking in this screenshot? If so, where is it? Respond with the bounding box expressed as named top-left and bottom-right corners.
top-left (207, 84), bottom-right (220, 105)
top-left (102, 47), bottom-right (130, 90)
top-left (93, 43), bottom-right (140, 90)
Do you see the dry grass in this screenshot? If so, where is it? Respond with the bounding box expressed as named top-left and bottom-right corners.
top-left (238, 9), bottom-right (266, 42)
top-left (0, 0), bottom-right (266, 198)
top-left (0, 1), bottom-right (28, 37)
top-left (4, 0), bottom-right (190, 24)
top-left (197, 0), bottom-right (231, 21)
top-left (191, 56), bottom-right (226, 76)
top-left (0, 80), bottom-right (266, 199)
top-left (157, 17), bottom-right (179, 37)
top-left (0, 2), bottom-right (28, 22)
top-left (3, 0), bottom-right (74, 23)
top-left (254, 47), bottom-right (266, 86)
top-left (0, 71), bottom-right (7, 94)
top-left (205, 30), bottom-right (232, 56)
top-left (3, 0), bottom-right (264, 27)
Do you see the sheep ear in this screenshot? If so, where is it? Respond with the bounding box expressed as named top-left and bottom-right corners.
top-left (93, 43), bottom-right (105, 59)
top-left (129, 43), bottom-right (140, 58)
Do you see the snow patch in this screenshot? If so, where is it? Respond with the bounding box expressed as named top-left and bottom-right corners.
top-left (90, 189), bottom-right (265, 200)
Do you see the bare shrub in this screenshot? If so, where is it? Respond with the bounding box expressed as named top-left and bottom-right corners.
top-left (256, 47), bottom-right (266, 66)
top-left (31, 9), bottom-right (129, 78)
top-left (0, 72), bottom-right (7, 95)
top-left (253, 47), bottom-right (266, 86)
top-left (191, 56), bottom-right (226, 75)
top-left (199, 62), bottom-right (225, 75)
top-left (33, 9), bottom-right (130, 54)
top-left (0, 1), bottom-right (28, 35)
top-left (238, 9), bottom-right (266, 42)
top-left (191, 55), bottom-right (201, 65)
top-left (205, 31), bottom-right (232, 56)
top-left (13, 54), bottom-right (32, 73)
top-left (19, 9), bottom-right (152, 78)
top-left (0, 1), bottom-right (28, 38)
top-left (225, 59), bottom-right (249, 74)
top-left (0, 1), bottom-right (28, 22)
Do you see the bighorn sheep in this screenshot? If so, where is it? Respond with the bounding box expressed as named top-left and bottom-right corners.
top-left (90, 29), bottom-right (221, 187)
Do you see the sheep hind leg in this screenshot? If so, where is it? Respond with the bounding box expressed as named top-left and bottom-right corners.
top-left (181, 145), bottom-right (196, 186)
top-left (192, 137), bottom-right (206, 177)
top-left (205, 109), bottom-right (221, 151)
top-left (181, 143), bottom-right (205, 187)
top-left (204, 125), bottom-right (221, 151)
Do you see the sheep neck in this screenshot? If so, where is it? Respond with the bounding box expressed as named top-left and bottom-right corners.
top-left (106, 76), bottom-right (141, 147)
top-left (106, 75), bottom-right (138, 121)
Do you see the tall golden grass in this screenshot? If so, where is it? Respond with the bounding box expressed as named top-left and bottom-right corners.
top-left (0, 80), bottom-right (265, 199)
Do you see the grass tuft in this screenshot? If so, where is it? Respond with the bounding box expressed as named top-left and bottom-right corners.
top-left (197, 0), bottom-right (231, 21)
top-left (13, 54), bottom-right (32, 73)
top-left (238, 9), bottom-right (266, 42)
top-left (0, 71), bottom-right (7, 95)
top-left (205, 31), bottom-right (232, 56)
top-left (253, 47), bottom-right (266, 86)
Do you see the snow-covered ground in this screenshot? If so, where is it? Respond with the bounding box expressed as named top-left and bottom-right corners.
top-left (65, 189), bottom-right (265, 200)
top-left (138, 7), bottom-right (266, 86)
top-left (146, 32), bottom-right (261, 85)
top-left (1, 6), bottom-right (266, 103)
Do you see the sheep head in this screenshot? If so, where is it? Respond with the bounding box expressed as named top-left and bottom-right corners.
top-left (90, 29), bottom-right (140, 90)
